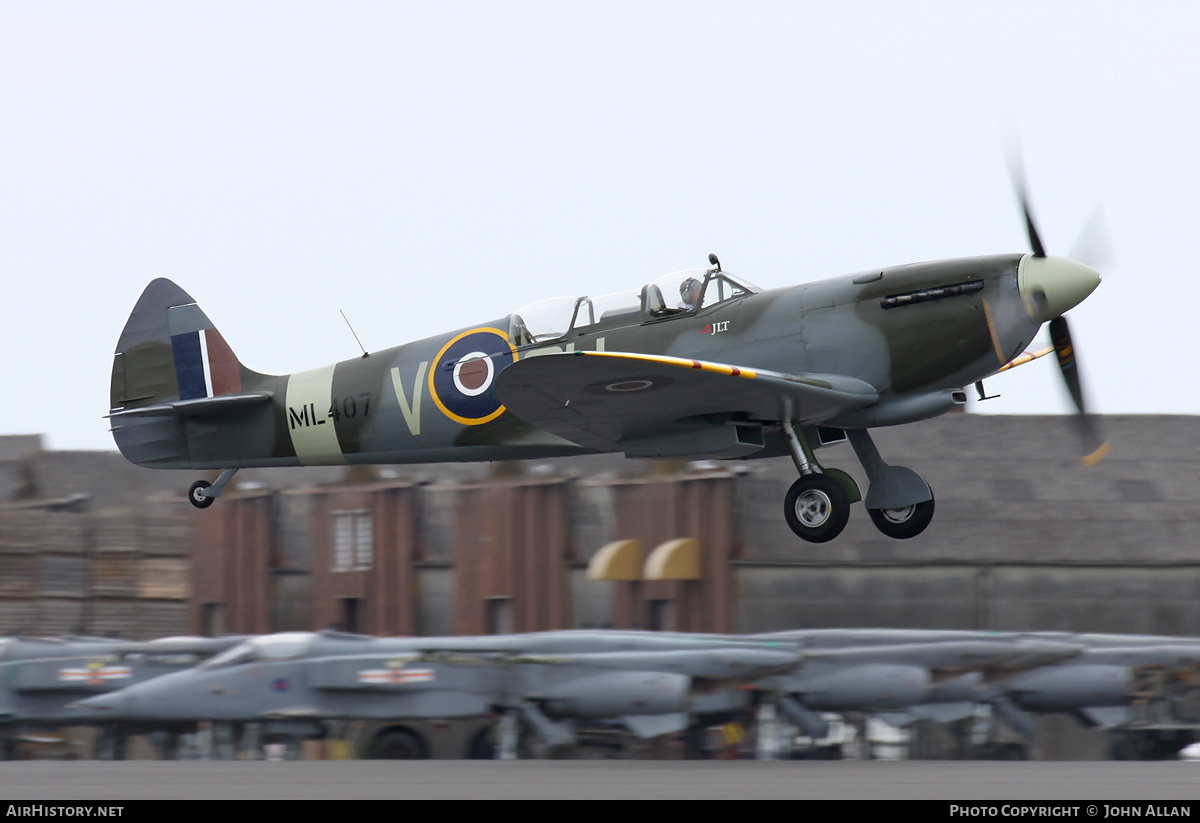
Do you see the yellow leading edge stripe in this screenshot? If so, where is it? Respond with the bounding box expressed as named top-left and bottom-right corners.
top-left (580, 350), bottom-right (757, 379)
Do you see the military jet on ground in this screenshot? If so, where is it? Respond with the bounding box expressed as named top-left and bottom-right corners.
top-left (76, 630), bottom-right (1086, 759)
top-left (751, 638), bottom-right (1081, 742)
top-left (984, 652), bottom-right (1200, 743)
top-left (107, 178), bottom-right (1103, 543)
top-left (75, 630), bottom-right (803, 757)
top-left (0, 635), bottom-right (245, 759)
top-left (782, 630), bottom-right (1200, 760)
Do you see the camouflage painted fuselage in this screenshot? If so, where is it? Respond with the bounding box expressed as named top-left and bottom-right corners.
top-left (110, 254), bottom-right (1039, 470)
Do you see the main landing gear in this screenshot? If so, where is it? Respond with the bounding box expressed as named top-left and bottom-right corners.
top-left (187, 468), bottom-right (239, 509)
top-left (780, 423), bottom-right (934, 543)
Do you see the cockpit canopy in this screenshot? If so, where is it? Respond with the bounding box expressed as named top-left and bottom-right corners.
top-left (509, 268), bottom-right (758, 348)
top-left (200, 632), bottom-right (317, 670)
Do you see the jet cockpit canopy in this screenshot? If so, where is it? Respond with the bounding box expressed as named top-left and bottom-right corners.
top-left (200, 632), bottom-right (317, 670)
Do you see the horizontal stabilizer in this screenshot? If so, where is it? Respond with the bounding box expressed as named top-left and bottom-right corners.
top-left (107, 392), bottom-right (273, 419)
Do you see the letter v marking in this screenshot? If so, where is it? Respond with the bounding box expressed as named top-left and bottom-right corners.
top-left (390, 362), bottom-right (429, 436)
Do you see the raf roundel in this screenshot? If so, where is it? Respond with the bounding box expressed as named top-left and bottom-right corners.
top-left (429, 328), bottom-right (517, 425)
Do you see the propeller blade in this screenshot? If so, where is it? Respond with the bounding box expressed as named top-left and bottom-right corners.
top-left (1047, 316), bottom-right (1109, 466)
top-left (1022, 198), bottom-right (1047, 259)
top-left (1068, 206), bottom-right (1114, 271)
top-left (1006, 146), bottom-right (1108, 464)
top-left (1007, 149), bottom-right (1047, 258)
top-left (1047, 317), bottom-right (1084, 413)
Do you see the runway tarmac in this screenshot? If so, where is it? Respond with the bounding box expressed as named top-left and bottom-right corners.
top-left (1, 760), bottom-right (1198, 800)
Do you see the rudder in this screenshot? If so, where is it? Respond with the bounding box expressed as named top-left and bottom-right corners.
top-left (109, 279), bottom-right (258, 468)
top-left (110, 278), bottom-right (245, 412)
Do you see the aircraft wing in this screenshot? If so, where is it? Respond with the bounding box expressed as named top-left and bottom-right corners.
top-left (495, 351), bottom-right (878, 457)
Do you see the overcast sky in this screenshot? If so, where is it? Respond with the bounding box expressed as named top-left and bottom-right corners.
top-left (1, 2), bottom-right (1196, 451)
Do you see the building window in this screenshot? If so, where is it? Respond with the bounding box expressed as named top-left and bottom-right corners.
top-left (333, 510), bottom-right (373, 572)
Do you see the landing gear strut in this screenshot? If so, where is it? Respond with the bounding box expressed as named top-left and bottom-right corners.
top-left (778, 422), bottom-right (936, 542)
top-left (848, 429), bottom-right (935, 540)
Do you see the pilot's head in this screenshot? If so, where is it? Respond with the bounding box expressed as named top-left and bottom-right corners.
top-left (680, 277), bottom-right (702, 309)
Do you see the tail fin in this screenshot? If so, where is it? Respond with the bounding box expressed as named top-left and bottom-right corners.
top-left (110, 278), bottom-right (247, 413)
top-left (110, 279), bottom-right (267, 468)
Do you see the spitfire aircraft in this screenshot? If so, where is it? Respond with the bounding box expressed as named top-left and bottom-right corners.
top-left (108, 186), bottom-right (1103, 542)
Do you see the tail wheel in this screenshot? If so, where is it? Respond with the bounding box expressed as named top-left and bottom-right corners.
top-left (784, 474), bottom-right (850, 543)
top-left (188, 480), bottom-right (215, 509)
top-left (867, 491), bottom-right (934, 539)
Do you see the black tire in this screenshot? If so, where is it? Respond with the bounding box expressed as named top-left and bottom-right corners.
top-left (1109, 736), bottom-right (1134, 761)
top-left (371, 728), bottom-right (427, 760)
top-left (867, 491), bottom-right (935, 539)
top-left (467, 727), bottom-right (496, 760)
top-left (1003, 742), bottom-right (1029, 760)
top-left (188, 480), bottom-right (215, 509)
top-left (783, 474), bottom-right (851, 543)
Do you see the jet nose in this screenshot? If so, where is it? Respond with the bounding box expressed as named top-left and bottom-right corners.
top-left (1018, 255), bottom-right (1101, 323)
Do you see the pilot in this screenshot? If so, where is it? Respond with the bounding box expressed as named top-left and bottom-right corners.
top-left (679, 277), bottom-right (702, 311)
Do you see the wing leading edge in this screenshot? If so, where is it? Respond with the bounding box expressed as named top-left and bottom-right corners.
top-left (494, 350), bottom-right (878, 458)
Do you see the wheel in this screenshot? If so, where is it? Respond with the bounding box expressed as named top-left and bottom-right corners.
top-left (783, 474), bottom-right (851, 543)
top-left (188, 480), bottom-right (215, 509)
top-left (1109, 735), bottom-right (1135, 761)
top-left (868, 491), bottom-right (935, 539)
top-left (1002, 742), bottom-right (1029, 760)
top-left (467, 727), bottom-right (496, 760)
top-left (370, 728), bottom-right (427, 760)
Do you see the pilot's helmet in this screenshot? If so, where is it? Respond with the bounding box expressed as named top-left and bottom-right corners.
top-left (679, 277), bottom-right (702, 304)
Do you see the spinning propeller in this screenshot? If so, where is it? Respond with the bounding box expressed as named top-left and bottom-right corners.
top-left (1010, 157), bottom-right (1109, 466)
